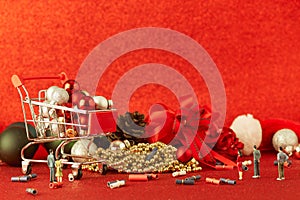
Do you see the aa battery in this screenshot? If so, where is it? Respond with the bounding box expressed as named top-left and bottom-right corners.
top-left (176, 179), bottom-right (195, 185)
top-left (274, 160), bottom-right (292, 168)
top-left (107, 180), bottom-right (126, 189)
top-left (27, 174), bottom-right (37, 179)
top-left (172, 171), bottom-right (186, 177)
top-left (49, 182), bottom-right (63, 189)
top-left (219, 178), bottom-right (236, 185)
top-left (26, 188), bottom-right (38, 195)
top-left (68, 173), bottom-right (74, 182)
top-left (11, 176), bottom-right (29, 182)
top-left (185, 175), bottom-right (201, 181)
top-left (11, 174), bottom-right (37, 182)
top-left (128, 174), bottom-right (158, 181)
top-left (205, 177), bottom-right (220, 185)
top-left (242, 165), bottom-right (248, 171)
top-left (242, 160), bottom-right (252, 166)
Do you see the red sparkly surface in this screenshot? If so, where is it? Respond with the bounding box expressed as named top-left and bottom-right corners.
top-left (1, 152), bottom-right (300, 200)
top-left (0, 0), bottom-right (299, 132)
top-left (1, 1), bottom-right (300, 199)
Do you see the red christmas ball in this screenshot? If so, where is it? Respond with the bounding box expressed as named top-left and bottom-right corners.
top-left (79, 114), bottom-right (89, 129)
top-left (176, 146), bottom-right (193, 163)
top-left (78, 96), bottom-right (95, 110)
top-left (63, 80), bottom-right (80, 94)
top-left (71, 90), bottom-right (86, 106)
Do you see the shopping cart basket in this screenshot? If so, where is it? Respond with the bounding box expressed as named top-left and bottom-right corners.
top-left (11, 72), bottom-right (117, 179)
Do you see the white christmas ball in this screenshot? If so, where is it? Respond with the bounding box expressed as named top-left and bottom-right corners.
top-left (230, 114), bottom-right (262, 156)
top-left (93, 96), bottom-right (113, 110)
top-left (49, 118), bottom-right (64, 136)
top-left (40, 100), bottom-right (51, 118)
top-left (71, 139), bottom-right (97, 163)
top-left (46, 86), bottom-right (59, 101)
top-left (272, 129), bottom-right (298, 151)
top-left (51, 88), bottom-right (69, 105)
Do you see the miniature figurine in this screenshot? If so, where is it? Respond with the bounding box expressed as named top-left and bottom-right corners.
top-left (277, 146), bottom-right (289, 181)
top-left (47, 149), bottom-right (55, 182)
top-left (252, 145), bottom-right (261, 178)
top-left (55, 159), bottom-right (63, 183)
top-left (237, 150), bottom-right (243, 180)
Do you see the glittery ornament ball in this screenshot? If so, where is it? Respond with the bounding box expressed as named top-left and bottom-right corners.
top-left (272, 129), bottom-right (298, 152)
top-left (46, 86), bottom-right (59, 101)
top-left (63, 80), bottom-right (80, 94)
top-left (51, 88), bottom-right (69, 105)
top-left (71, 139), bottom-right (98, 163)
top-left (109, 140), bottom-right (126, 151)
top-left (93, 96), bottom-right (112, 110)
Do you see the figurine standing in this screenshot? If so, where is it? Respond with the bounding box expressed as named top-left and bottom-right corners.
top-left (237, 150), bottom-right (243, 180)
top-left (277, 146), bottom-right (288, 181)
top-left (252, 145), bottom-right (261, 178)
top-left (55, 159), bottom-right (63, 183)
top-left (47, 149), bottom-right (55, 182)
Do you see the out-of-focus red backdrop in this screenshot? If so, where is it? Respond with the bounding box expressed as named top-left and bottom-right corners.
top-left (1, 1), bottom-right (300, 199)
top-left (0, 0), bottom-right (299, 133)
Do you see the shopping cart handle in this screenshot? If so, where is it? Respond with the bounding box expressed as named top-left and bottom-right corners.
top-left (11, 72), bottom-right (69, 88)
top-left (11, 74), bottom-right (23, 88)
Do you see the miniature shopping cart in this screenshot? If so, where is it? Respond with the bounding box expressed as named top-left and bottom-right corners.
top-left (11, 72), bottom-right (117, 179)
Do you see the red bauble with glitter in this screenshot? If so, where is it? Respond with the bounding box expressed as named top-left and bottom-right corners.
top-left (63, 80), bottom-right (81, 104)
top-left (71, 91), bottom-right (86, 106)
top-left (63, 80), bottom-right (80, 94)
top-left (176, 146), bottom-right (193, 163)
top-left (79, 114), bottom-right (89, 129)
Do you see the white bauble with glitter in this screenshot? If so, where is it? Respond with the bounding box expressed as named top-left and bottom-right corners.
top-left (49, 118), bottom-right (64, 136)
top-left (71, 139), bottom-right (97, 163)
top-left (46, 86), bottom-right (59, 101)
top-left (230, 114), bottom-right (262, 156)
top-left (272, 129), bottom-right (298, 151)
top-left (51, 88), bottom-right (69, 105)
top-left (40, 100), bottom-right (52, 118)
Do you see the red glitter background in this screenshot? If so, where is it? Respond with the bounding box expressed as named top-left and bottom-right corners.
top-left (0, 0), bottom-right (299, 132)
top-left (0, 1), bottom-right (300, 199)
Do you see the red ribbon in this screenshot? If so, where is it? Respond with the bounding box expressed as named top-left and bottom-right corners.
top-left (143, 96), bottom-right (243, 169)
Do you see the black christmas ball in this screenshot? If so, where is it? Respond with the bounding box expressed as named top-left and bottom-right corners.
top-left (44, 140), bottom-right (75, 155)
top-left (7, 122), bottom-right (37, 138)
top-left (0, 126), bottom-right (39, 166)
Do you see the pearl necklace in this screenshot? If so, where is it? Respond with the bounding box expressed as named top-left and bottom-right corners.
top-left (83, 142), bottom-right (202, 173)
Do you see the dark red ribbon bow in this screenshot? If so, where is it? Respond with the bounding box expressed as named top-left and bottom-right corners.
top-left (143, 95), bottom-right (243, 169)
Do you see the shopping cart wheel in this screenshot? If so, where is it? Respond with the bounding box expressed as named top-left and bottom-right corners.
top-left (21, 161), bottom-right (32, 175)
top-left (62, 158), bottom-right (71, 169)
top-left (98, 163), bottom-right (108, 175)
top-left (72, 167), bottom-right (83, 180)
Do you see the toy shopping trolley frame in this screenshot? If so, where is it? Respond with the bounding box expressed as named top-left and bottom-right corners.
top-left (11, 72), bottom-right (117, 178)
